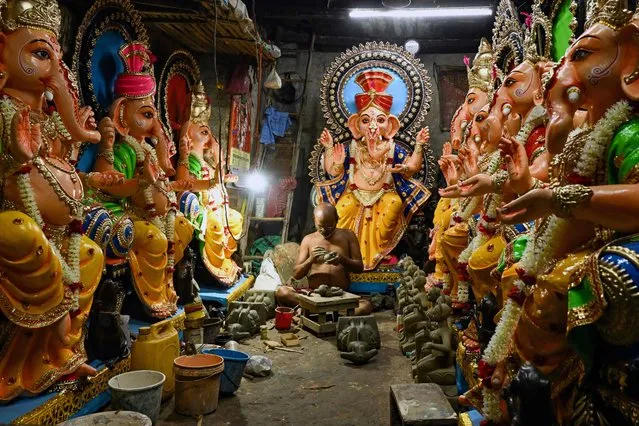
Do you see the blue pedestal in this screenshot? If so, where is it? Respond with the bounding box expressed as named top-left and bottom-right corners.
top-left (1, 358), bottom-right (130, 425)
top-left (348, 267), bottom-right (402, 295)
top-left (199, 274), bottom-right (255, 308)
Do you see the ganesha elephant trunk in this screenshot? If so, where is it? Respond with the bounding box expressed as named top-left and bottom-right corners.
top-left (45, 59), bottom-right (101, 144)
top-left (152, 122), bottom-right (176, 177)
top-left (545, 69), bottom-right (579, 155)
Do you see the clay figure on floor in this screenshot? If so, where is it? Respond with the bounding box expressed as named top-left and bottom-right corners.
top-left (276, 203), bottom-right (372, 316)
top-left (337, 315), bottom-right (381, 364)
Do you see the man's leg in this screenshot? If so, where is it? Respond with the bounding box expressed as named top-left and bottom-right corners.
top-left (275, 285), bottom-right (298, 307)
top-left (354, 299), bottom-right (373, 316)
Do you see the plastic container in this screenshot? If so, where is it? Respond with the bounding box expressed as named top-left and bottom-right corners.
top-left (203, 318), bottom-right (223, 344)
top-left (173, 354), bottom-right (225, 416)
top-left (60, 411), bottom-right (151, 426)
top-left (130, 317), bottom-right (179, 400)
top-left (108, 371), bottom-right (165, 424)
top-left (275, 307), bottom-right (294, 330)
top-left (203, 348), bottom-right (250, 394)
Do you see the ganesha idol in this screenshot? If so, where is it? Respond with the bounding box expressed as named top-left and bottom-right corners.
top-left (435, 39), bottom-right (495, 296)
top-left (175, 81), bottom-right (243, 286)
top-left (475, 2), bottom-right (639, 422)
top-left (314, 70), bottom-right (431, 271)
top-left (93, 42), bottom-right (193, 319)
top-left (0, 0), bottom-right (118, 400)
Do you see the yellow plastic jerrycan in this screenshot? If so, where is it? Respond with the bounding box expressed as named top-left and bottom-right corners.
top-left (130, 317), bottom-right (180, 400)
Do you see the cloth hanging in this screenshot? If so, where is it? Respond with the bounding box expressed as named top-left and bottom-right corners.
top-left (260, 106), bottom-right (292, 145)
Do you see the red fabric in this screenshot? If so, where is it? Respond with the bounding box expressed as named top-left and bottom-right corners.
top-left (115, 42), bottom-right (157, 98)
top-left (525, 126), bottom-right (546, 160)
top-left (354, 70), bottom-right (394, 114)
top-left (167, 75), bottom-right (190, 131)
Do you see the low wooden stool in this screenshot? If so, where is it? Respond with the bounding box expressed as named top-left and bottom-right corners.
top-left (296, 291), bottom-right (360, 336)
top-left (390, 384), bottom-right (457, 426)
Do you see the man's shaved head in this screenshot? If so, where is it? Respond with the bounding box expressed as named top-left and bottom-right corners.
top-left (314, 203), bottom-right (338, 238)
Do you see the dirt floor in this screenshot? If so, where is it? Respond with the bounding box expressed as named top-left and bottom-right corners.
top-left (158, 310), bottom-right (412, 425)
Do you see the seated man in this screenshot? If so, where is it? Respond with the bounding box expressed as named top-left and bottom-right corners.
top-left (276, 203), bottom-right (373, 316)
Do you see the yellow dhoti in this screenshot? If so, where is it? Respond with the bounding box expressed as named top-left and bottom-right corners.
top-left (431, 199), bottom-right (455, 281)
top-left (0, 212), bottom-right (103, 400)
top-left (441, 222), bottom-right (469, 298)
top-left (129, 216), bottom-right (193, 317)
top-left (468, 235), bottom-right (506, 302)
top-left (336, 190), bottom-right (404, 271)
top-left (201, 206), bottom-right (243, 286)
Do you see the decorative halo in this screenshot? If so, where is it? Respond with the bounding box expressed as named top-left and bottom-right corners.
top-left (310, 42), bottom-right (436, 189)
top-left (492, 0), bottom-right (525, 78)
top-left (320, 41), bottom-right (432, 139)
top-left (71, 0), bottom-right (148, 172)
top-left (157, 49), bottom-right (201, 143)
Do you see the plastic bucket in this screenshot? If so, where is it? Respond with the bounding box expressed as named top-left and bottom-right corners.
top-left (203, 348), bottom-right (250, 395)
top-left (173, 354), bottom-right (224, 416)
top-left (203, 318), bottom-right (223, 344)
top-left (108, 370), bottom-right (165, 424)
top-left (275, 307), bottom-right (294, 330)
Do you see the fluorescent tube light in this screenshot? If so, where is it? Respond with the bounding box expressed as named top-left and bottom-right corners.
top-left (349, 8), bottom-right (493, 18)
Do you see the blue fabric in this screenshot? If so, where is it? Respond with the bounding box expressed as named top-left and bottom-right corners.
top-left (260, 106), bottom-right (291, 144)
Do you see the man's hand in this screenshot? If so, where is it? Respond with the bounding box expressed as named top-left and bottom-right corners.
top-left (311, 246), bottom-right (328, 264)
top-left (324, 251), bottom-right (341, 265)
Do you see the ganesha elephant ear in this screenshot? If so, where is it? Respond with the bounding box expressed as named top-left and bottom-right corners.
top-left (621, 24), bottom-right (639, 101)
top-left (348, 114), bottom-right (362, 139)
top-left (110, 98), bottom-right (129, 136)
top-left (386, 115), bottom-right (401, 139)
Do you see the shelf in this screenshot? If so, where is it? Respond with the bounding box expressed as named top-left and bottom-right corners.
top-left (250, 217), bottom-right (285, 222)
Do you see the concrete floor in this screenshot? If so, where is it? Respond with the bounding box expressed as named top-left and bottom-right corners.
top-left (158, 310), bottom-right (412, 425)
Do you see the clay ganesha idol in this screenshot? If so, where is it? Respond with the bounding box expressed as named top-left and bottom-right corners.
top-left (175, 81), bottom-right (243, 286)
top-left (315, 70), bottom-right (431, 271)
top-left (93, 42), bottom-right (193, 319)
top-left (0, 0), bottom-right (121, 400)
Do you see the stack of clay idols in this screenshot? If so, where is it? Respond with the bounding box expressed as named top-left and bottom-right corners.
top-left (224, 289), bottom-right (278, 341)
top-left (395, 257), bottom-right (429, 356)
top-left (410, 287), bottom-right (457, 405)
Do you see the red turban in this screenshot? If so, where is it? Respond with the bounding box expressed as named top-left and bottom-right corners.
top-left (354, 70), bottom-right (394, 114)
top-left (114, 42), bottom-right (157, 99)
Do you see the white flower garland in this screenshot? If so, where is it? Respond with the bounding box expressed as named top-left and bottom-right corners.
top-left (480, 100), bottom-right (633, 421)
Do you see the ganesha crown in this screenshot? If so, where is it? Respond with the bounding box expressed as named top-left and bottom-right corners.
top-left (0, 0), bottom-right (61, 38)
top-left (586, 0), bottom-right (633, 31)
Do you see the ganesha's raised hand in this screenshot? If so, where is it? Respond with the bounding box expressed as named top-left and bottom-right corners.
top-left (333, 141), bottom-right (346, 165)
top-left (11, 107), bottom-right (40, 161)
top-left (319, 128), bottom-right (333, 149)
top-left (442, 142), bottom-right (453, 157)
top-left (416, 127), bottom-right (430, 145)
top-left (499, 136), bottom-right (533, 195)
top-left (459, 146), bottom-right (479, 177)
top-left (179, 135), bottom-right (192, 160)
top-left (98, 117), bottom-right (116, 149)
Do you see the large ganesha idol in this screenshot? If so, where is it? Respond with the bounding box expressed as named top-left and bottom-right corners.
top-left (310, 43), bottom-right (436, 271)
top-left (0, 0), bottom-right (110, 400)
top-left (93, 42), bottom-right (193, 318)
top-left (476, 1), bottom-right (639, 422)
top-left (175, 81), bottom-right (243, 286)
